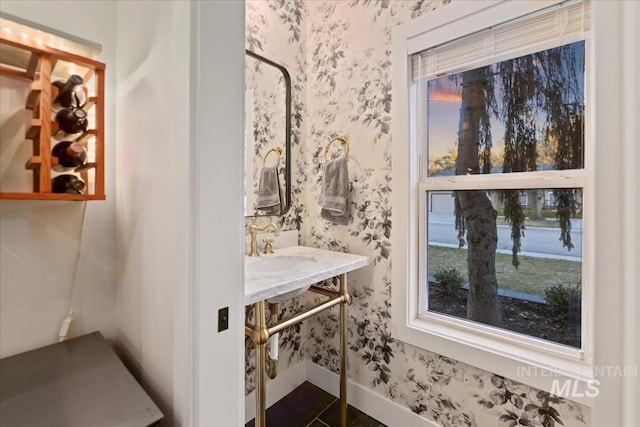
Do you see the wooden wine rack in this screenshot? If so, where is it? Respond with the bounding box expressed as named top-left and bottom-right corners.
top-left (0, 32), bottom-right (105, 200)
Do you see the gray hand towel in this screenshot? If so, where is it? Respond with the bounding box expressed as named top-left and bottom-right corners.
top-left (257, 166), bottom-right (282, 215)
top-left (320, 157), bottom-right (349, 225)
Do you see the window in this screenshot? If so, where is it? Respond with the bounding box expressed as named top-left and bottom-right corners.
top-left (421, 39), bottom-right (586, 349)
top-left (391, 0), bottom-right (600, 399)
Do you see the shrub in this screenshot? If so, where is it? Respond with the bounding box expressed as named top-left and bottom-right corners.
top-left (544, 284), bottom-right (581, 325)
top-left (433, 267), bottom-right (465, 298)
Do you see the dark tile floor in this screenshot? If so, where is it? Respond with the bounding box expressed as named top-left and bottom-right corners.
top-left (246, 381), bottom-right (387, 427)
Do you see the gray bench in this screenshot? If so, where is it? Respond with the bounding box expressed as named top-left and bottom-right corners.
top-left (0, 331), bottom-right (163, 427)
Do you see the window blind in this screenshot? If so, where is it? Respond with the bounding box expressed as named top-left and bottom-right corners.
top-left (411, 0), bottom-right (591, 81)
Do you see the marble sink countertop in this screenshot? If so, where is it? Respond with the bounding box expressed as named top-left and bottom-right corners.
top-left (244, 246), bottom-right (369, 305)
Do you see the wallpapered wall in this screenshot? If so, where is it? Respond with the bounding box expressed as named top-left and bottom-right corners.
top-left (244, 0), bottom-right (308, 394)
top-left (246, 1), bottom-right (591, 426)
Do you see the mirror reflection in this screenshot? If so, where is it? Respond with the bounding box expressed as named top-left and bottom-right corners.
top-left (245, 50), bottom-right (291, 217)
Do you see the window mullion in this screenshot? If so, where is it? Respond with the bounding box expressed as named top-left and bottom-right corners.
top-left (422, 169), bottom-right (587, 191)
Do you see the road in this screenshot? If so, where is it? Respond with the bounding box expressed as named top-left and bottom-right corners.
top-left (427, 212), bottom-right (582, 261)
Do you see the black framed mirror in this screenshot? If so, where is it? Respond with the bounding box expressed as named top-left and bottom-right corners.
top-left (244, 49), bottom-right (291, 217)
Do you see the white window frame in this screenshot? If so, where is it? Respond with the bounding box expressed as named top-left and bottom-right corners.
top-left (391, 0), bottom-right (610, 405)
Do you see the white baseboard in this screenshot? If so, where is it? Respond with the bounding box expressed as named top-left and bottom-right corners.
top-left (305, 361), bottom-right (440, 427)
top-left (244, 360), bottom-right (307, 424)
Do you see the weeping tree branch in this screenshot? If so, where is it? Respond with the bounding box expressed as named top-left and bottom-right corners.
top-left (449, 42), bottom-right (583, 325)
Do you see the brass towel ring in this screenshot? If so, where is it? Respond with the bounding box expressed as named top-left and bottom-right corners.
top-left (263, 147), bottom-right (282, 167)
top-left (324, 136), bottom-right (349, 160)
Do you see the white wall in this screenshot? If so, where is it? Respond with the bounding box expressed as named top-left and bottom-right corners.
top-left (1, 2), bottom-right (246, 426)
top-left (591, 2), bottom-right (640, 426)
top-left (191, 2), bottom-right (246, 425)
top-left (621, 4), bottom-right (640, 425)
top-left (114, 1), bottom-right (191, 424)
top-left (0, 0), bottom-right (117, 358)
top-left (115, 1), bottom-right (246, 425)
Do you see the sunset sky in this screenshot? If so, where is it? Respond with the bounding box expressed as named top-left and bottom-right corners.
top-left (426, 76), bottom-right (507, 164)
top-left (424, 40), bottom-right (584, 171)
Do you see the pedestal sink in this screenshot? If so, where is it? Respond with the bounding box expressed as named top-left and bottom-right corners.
top-left (244, 245), bottom-right (369, 305)
top-left (245, 254), bottom-right (318, 302)
top-left (244, 245), bottom-right (369, 427)
top-left (245, 254), bottom-right (319, 280)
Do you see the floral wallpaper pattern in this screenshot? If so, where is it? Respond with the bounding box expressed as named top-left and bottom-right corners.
top-left (244, 0), bottom-right (308, 394)
top-left (246, 1), bottom-right (591, 426)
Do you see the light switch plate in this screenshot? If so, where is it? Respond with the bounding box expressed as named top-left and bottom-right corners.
top-left (218, 307), bottom-right (229, 332)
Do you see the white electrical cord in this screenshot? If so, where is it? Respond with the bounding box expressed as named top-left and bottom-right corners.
top-left (58, 201), bottom-right (88, 342)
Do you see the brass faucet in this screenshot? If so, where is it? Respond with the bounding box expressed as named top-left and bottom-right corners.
top-left (249, 222), bottom-right (280, 256)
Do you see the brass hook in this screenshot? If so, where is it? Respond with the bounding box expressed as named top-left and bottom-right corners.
top-left (263, 147), bottom-right (282, 167)
top-left (324, 136), bottom-right (350, 160)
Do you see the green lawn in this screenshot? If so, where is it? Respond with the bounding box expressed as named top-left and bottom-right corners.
top-left (427, 245), bottom-right (581, 297)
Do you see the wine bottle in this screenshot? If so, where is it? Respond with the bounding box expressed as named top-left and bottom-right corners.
top-left (52, 141), bottom-right (87, 171)
top-left (51, 174), bottom-right (86, 194)
top-left (55, 107), bottom-right (88, 134)
top-left (53, 74), bottom-right (86, 108)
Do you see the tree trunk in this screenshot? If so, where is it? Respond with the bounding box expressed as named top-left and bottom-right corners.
top-left (456, 69), bottom-right (503, 327)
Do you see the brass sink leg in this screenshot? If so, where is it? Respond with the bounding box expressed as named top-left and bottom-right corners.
top-left (254, 301), bottom-right (267, 427)
top-left (339, 273), bottom-right (349, 427)
top-left (247, 274), bottom-right (351, 427)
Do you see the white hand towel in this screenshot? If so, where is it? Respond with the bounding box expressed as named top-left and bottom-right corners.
top-left (256, 166), bottom-right (282, 215)
top-left (320, 157), bottom-right (349, 225)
